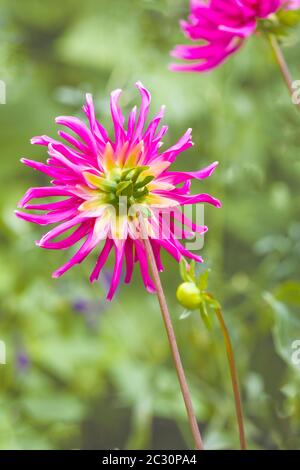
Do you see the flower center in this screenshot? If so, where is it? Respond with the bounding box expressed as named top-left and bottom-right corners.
top-left (105, 166), bottom-right (155, 209)
top-left (83, 165), bottom-right (155, 215)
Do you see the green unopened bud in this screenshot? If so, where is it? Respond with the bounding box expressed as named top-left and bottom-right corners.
top-left (176, 282), bottom-right (202, 310)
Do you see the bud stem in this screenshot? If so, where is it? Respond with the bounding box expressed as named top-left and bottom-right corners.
top-left (268, 34), bottom-right (300, 111)
top-left (139, 215), bottom-right (204, 450)
top-left (214, 307), bottom-right (247, 450)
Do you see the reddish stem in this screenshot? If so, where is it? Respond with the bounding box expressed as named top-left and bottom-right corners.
top-left (214, 307), bottom-right (247, 450)
top-left (268, 34), bottom-right (300, 111)
top-left (139, 215), bottom-right (204, 450)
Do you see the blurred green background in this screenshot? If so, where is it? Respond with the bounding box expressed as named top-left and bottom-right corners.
top-left (1, 0), bottom-right (300, 450)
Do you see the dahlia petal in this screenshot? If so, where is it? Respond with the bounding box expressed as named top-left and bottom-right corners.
top-left (93, 215), bottom-right (111, 240)
top-left (169, 55), bottom-right (232, 73)
top-left (49, 142), bottom-right (88, 166)
top-left (24, 198), bottom-right (79, 211)
top-left (78, 199), bottom-right (109, 217)
top-left (18, 186), bottom-right (74, 208)
top-left (124, 239), bottom-right (134, 283)
top-left (145, 161), bottom-right (171, 177)
top-left (156, 238), bottom-right (182, 262)
top-left (172, 223), bottom-right (194, 240)
top-left (110, 214), bottom-right (129, 241)
top-left (38, 215), bottom-right (88, 245)
top-left (52, 220), bottom-right (108, 277)
top-left (102, 142), bottom-right (118, 173)
top-left (148, 208), bottom-right (177, 241)
top-left (127, 106), bottom-right (137, 141)
top-left (70, 184), bottom-right (99, 201)
top-left (153, 124), bottom-right (168, 142)
top-left (90, 238), bottom-right (113, 282)
top-left (151, 240), bottom-right (164, 272)
top-left (116, 142), bottom-right (129, 166)
top-left (170, 235), bottom-right (204, 263)
top-left (135, 81), bottom-right (151, 140)
top-left (52, 232), bottom-right (97, 278)
top-left (124, 141), bottom-right (144, 168)
top-left (219, 20), bottom-right (257, 37)
top-left (171, 43), bottom-right (233, 61)
top-left (48, 144), bottom-right (87, 177)
top-left (106, 241), bottom-right (125, 300)
top-left (82, 171), bottom-right (106, 189)
top-left (83, 93), bottom-right (109, 147)
top-left (285, 0), bottom-right (300, 8)
top-left (146, 193), bottom-right (179, 208)
top-left (176, 180), bottom-right (192, 195)
top-left (15, 208), bottom-right (77, 226)
top-left (143, 106), bottom-right (165, 143)
top-left (56, 116), bottom-right (98, 158)
top-left (21, 158), bottom-right (74, 182)
top-left (31, 135), bottom-right (57, 147)
top-left (110, 89), bottom-right (126, 146)
top-left (147, 181), bottom-right (175, 191)
top-left (258, 0), bottom-right (281, 17)
top-left (165, 192), bottom-right (222, 207)
top-left (58, 131), bottom-right (90, 155)
top-left (172, 207), bottom-right (208, 234)
top-left (144, 125), bottom-right (168, 162)
top-left (164, 161), bottom-right (219, 184)
top-left (39, 222), bottom-right (92, 249)
top-left (160, 129), bottom-right (193, 163)
top-left (134, 240), bottom-right (156, 293)
top-left (170, 35), bottom-right (242, 72)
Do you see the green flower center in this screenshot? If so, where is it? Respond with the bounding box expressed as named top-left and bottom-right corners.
top-left (89, 166), bottom-right (155, 213)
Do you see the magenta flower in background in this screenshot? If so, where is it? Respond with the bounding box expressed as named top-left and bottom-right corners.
top-left (170, 0), bottom-right (300, 73)
top-left (16, 82), bottom-right (220, 300)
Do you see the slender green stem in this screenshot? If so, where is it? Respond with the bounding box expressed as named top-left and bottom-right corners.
top-left (268, 34), bottom-right (300, 111)
top-left (213, 307), bottom-right (247, 450)
top-left (139, 215), bottom-right (204, 450)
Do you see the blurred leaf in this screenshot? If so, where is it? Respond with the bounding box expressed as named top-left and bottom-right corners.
top-left (21, 394), bottom-right (86, 423)
top-left (275, 281), bottom-right (300, 306)
top-left (264, 292), bottom-right (300, 371)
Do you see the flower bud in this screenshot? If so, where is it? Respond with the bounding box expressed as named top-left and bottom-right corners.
top-left (176, 282), bottom-right (202, 310)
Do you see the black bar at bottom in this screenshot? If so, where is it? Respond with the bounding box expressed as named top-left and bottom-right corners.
top-left (0, 450), bottom-right (297, 466)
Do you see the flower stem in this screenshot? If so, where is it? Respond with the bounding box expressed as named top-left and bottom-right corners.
top-left (139, 218), bottom-right (204, 450)
top-left (268, 34), bottom-right (300, 111)
top-left (213, 307), bottom-right (247, 450)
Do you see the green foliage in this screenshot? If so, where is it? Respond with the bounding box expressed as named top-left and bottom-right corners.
top-left (0, 0), bottom-right (300, 451)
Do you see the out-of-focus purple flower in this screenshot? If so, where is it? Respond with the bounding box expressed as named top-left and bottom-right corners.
top-left (103, 270), bottom-right (114, 289)
top-left (16, 351), bottom-right (30, 371)
top-left (171, 0), bottom-right (300, 73)
top-left (72, 296), bottom-right (108, 331)
top-left (73, 299), bottom-right (90, 314)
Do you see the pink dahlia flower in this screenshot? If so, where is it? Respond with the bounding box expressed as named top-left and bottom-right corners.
top-left (171, 0), bottom-right (300, 72)
top-left (16, 82), bottom-right (220, 300)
